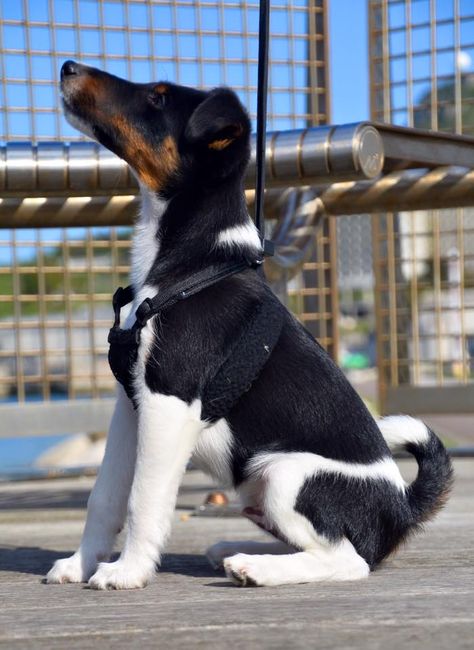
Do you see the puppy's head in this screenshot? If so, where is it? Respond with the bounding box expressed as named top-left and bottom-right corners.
top-left (60, 60), bottom-right (251, 194)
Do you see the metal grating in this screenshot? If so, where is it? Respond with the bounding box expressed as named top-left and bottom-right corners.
top-left (0, 0), bottom-right (333, 406)
top-left (287, 216), bottom-right (338, 357)
top-left (0, 0), bottom-right (329, 142)
top-left (0, 226), bottom-right (132, 401)
top-left (370, 0), bottom-right (474, 412)
top-left (370, 0), bottom-right (474, 135)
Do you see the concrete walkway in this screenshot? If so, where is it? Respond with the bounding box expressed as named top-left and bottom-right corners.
top-left (0, 460), bottom-right (473, 649)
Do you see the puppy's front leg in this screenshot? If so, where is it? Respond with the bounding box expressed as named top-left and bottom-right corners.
top-left (46, 387), bottom-right (137, 583)
top-left (88, 391), bottom-right (203, 590)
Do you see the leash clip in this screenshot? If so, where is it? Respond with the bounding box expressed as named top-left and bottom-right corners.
top-left (262, 238), bottom-right (274, 257)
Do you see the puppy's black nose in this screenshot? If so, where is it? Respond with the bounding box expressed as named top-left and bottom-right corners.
top-left (61, 60), bottom-right (78, 79)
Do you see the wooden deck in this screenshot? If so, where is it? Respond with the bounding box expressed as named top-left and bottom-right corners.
top-left (0, 458), bottom-right (473, 649)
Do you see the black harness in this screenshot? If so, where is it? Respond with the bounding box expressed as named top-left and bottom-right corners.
top-left (108, 260), bottom-right (284, 422)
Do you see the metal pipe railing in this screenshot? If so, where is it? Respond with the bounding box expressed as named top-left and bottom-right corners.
top-left (3, 121), bottom-right (474, 200)
top-left (248, 166), bottom-right (474, 281)
top-left (0, 122), bottom-right (385, 198)
top-left (3, 165), bottom-right (474, 230)
top-left (319, 166), bottom-right (474, 215)
top-left (1, 121), bottom-right (474, 284)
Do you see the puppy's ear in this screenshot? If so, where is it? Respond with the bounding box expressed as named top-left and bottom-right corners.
top-left (185, 88), bottom-right (250, 152)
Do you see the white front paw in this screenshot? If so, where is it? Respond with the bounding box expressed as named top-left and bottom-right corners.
top-left (224, 554), bottom-right (265, 587)
top-left (46, 553), bottom-right (96, 584)
top-left (88, 559), bottom-right (155, 590)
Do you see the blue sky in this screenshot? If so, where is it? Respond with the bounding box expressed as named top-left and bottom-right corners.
top-left (329, 0), bottom-right (369, 123)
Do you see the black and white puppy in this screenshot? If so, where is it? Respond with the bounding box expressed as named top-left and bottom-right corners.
top-left (47, 61), bottom-right (452, 590)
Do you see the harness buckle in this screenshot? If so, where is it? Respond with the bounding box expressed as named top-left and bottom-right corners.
top-left (244, 255), bottom-right (264, 269)
top-left (135, 297), bottom-right (154, 326)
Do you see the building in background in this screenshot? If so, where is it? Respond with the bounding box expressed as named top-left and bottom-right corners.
top-left (369, 0), bottom-right (474, 410)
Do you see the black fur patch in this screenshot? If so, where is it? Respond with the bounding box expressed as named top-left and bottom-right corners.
top-left (295, 474), bottom-right (412, 569)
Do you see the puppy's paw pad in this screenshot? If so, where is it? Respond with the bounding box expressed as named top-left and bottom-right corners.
top-left (45, 554), bottom-right (94, 584)
top-left (88, 560), bottom-right (153, 590)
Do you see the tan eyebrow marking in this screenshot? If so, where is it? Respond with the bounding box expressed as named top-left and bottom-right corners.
top-left (154, 83), bottom-right (169, 95)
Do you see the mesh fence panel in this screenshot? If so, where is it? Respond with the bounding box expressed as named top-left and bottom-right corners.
top-left (370, 0), bottom-right (474, 409)
top-left (0, 0), bottom-right (332, 403)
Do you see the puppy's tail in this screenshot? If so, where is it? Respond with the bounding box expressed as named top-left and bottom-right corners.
top-left (378, 415), bottom-right (453, 525)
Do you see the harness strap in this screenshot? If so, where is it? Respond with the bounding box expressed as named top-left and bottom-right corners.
top-left (135, 259), bottom-right (260, 326)
top-left (112, 285), bottom-right (135, 327)
top-left (111, 258), bottom-right (263, 330)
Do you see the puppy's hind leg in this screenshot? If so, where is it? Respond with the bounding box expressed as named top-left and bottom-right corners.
top-left (207, 475), bottom-right (296, 569)
top-left (224, 541), bottom-right (369, 587)
top-left (224, 453), bottom-right (369, 587)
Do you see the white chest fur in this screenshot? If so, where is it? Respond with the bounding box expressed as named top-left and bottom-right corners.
top-left (122, 187), bottom-right (167, 330)
top-left (192, 419), bottom-right (234, 486)
top-left (130, 187), bottom-right (167, 292)
top-left (126, 189), bottom-right (237, 488)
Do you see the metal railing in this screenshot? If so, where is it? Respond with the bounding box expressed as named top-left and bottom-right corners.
top-left (2, 121), bottom-right (474, 438)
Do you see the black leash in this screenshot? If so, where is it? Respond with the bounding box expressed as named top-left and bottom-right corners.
top-left (255, 0), bottom-right (274, 258)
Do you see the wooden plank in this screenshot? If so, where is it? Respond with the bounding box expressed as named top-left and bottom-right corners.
top-left (0, 461), bottom-right (473, 649)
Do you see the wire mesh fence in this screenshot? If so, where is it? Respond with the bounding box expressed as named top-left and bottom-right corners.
top-left (370, 0), bottom-right (474, 411)
top-left (0, 0), bottom-right (334, 405)
top-left (0, 0), bottom-right (328, 142)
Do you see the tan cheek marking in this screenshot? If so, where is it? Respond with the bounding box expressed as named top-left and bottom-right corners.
top-left (110, 116), bottom-right (179, 191)
top-left (75, 76), bottom-right (104, 110)
top-left (160, 135), bottom-right (180, 180)
top-left (134, 135), bottom-right (179, 190)
top-left (72, 77), bottom-right (120, 130)
top-left (80, 75), bottom-right (102, 95)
